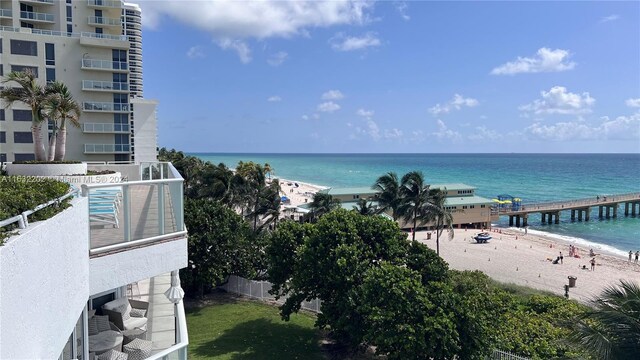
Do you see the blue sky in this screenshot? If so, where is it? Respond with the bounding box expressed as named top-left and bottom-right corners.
top-left (139, 1), bottom-right (640, 153)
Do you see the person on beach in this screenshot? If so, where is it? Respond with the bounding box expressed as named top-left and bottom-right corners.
top-left (630, 250), bottom-right (633, 263)
top-left (635, 251), bottom-right (639, 264)
top-left (559, 251), bottom-right (564, 264)
top-left (590, 258), bottom-right (596, 271)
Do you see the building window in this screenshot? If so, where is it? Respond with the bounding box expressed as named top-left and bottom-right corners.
top-left (11, 65), bottom-right (38, 77)
top-left (481, 205), bottom-right (486, 208)
top-left (66, 6), bottom-right (72, 22)
top-left (0, 109), bottom-right (4, 121)
top-left (45, 43), bottom-right (55, 66)
top-left (13, 110), bottom-right (32, 121)
top-left (113, 73), bottom-right (127, 83)
top-left (0, 153), bottom-right (6, 162)
top-left (10, 40), bottom-right (38, 56)
top-left (114, 154), bottom-right (129, 162)
top-left (67, 24), bottom-right (73, 34)
top-left (470, 205), bottom-right (475, 209)
top-left (0, 131), bottom-right (5, 143)
top-left (14, 132), bottom-right (34, 143)
top-left (112, 49), bottom-right (127, 63)
top-left (96, 28), bottom-right (103, 34)
top-left (46, 68), bottom-right (56, 83)
top-left (462, 206), bottom-right (468, 209)
top-left (15, 153), bottom-right (35, 161)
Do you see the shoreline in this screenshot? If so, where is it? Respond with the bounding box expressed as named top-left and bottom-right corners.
top-left (277, 176), bottom-right (639, 301)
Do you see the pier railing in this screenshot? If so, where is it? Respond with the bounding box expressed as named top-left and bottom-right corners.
top-left (493, 192), bottom-right (640, 215)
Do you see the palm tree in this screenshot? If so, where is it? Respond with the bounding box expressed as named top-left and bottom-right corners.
top-left (398, 171), bottom-right (436, 241)
top-left (372, 172), bottom-right (402, 220)
top-left (353, 198), bottom-right (378, 215)
top-left (258, 179), bottom-right (282, 231)
top-left (0, 71), bottom-right (49, 160)
top-left (571, 280), bottom-right (640, 359)
top-left (264, 163), bottom-right (273, 180)
top-left (428, 189), bottom-right (454, 255)
top-left (309, 192), bottom-right (341, 221)
top-left (44, 81), bottom-right (81, 161)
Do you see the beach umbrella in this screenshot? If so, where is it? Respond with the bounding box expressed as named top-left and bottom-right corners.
top-left (164, 270), bottom-right (185, 304)
top-left (492, 199), bottom-right (500, 202)
top-left (503, 200), bottom-right (512, 204)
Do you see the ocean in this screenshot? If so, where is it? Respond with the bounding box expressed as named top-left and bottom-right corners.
top-left (192, 153), bottom-right (640, 256)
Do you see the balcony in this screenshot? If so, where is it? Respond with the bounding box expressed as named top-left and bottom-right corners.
top-left (83, 122), bottom-right (130, 133)
top-left (82, 80), bottom-right (129, 93)
top-left (87, 0), bottom-right (122, 9)
top-left (84, 143), bottom-right (130, 153)
top-left (88, 16), bottom-right (121, 27)
top-left (83, 102), bottom-right (130, 113)
top-left (21, 0), bottom-right (54, 4)
top-left (0, 9), bottom-right (11, 18)
top-left (20, 11), bottom-right (54, 23)
top-left (82, 58), bottom-right (128, 72)
top-left (80, 32), bottom-right (129, 49)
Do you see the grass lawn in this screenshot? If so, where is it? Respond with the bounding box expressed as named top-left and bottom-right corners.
top-left (186, 293), bottom-right (325, 360)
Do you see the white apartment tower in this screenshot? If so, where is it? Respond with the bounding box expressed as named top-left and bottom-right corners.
top-left (0, 0), bottom-right (157, 163)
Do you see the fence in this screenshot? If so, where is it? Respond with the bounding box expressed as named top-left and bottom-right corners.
top-left (489, 349), bottom-right (530, 360)
top-left (222, 275), bottom-right (322, 314)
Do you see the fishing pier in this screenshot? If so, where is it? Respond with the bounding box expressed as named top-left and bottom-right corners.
top-left (492, 192), bottom-right (640, 227)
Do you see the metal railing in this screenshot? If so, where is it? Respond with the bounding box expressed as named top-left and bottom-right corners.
top-left (88, 16), bottom-right (121, 26)
top-left (0, 187), bottom-right (79, 231)
top-left (87, 0), bottom-right (121, 8)
top-left (82, 59), bottom-right (128, 71)
top-left (494, 192), bottom-right (640, 215)
top-left (83, 102), bottom-right (130, 113)
top-left (20, 11), bottom-right (54, 22)
top-left (0, 9), bottom-right (12, 17)
top-left (84, 144), bottom-right (130, 153)
top-left (23, 0), bottom-right (54, 3)
top-left (83, 123), bottom-right (129, 133)
top-left (82, 80), bottom-right (129, 92)
top-left (489, 349), bottom-right (530, 360)
top-left (0, 26), bottom-right (126, 41)
top-left (82, 162), bottom-right (185, 255)
top-left (145, 300), bottom-right (188, 360)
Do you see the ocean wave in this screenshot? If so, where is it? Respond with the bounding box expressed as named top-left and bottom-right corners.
top-left (503, 226), bottom-right (627, 258)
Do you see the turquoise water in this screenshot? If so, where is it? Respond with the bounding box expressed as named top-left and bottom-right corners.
top-left (193, 153), bottom-right (640, 255)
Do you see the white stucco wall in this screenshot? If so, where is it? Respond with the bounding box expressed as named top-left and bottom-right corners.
top-left (89, 237), bottom-right (188, 296)
top-left (0, 197), bottom-right (90, 360)
top-left (6, 163), bottom-right (88, 176)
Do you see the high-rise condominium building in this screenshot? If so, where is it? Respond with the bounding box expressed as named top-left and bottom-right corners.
top-left (0, 0), bottom-right (157, 163)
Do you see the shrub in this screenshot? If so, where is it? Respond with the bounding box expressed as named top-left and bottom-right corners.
top-left (0, 177), bottom-right (71, 242)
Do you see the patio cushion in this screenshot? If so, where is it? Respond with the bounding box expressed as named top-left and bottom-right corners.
top-left (123, 316), bottom-right (147, 331)
top-left (129, 308), bottom-right (146, 318)
top-left (115, 303), bottom-right (131, 321)
top-left (122, 338), bottom-right (152, 360)
top-left (96, 349), bottom-right (128, 360)
top-left (88, 317), bottom-right (99, 336)
top-left (104, 297), bottom-right (132, 320)
top-left (95, 315), bottom-right (111, 332)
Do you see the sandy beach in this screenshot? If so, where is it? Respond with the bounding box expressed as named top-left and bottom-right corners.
top-left (274, 177), bottom-right (639, 303)
top-left (416, 227), bottom-right (640, 303)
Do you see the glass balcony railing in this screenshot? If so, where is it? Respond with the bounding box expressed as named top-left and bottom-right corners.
top-left (87, 0), bottom-right (121, 8)
top-left (88, 16), bottom-right (121, 26)
top-left (82, 59), bottom-right (128, 71)
top-left (0, 26), bottom-right (127, 41)
top-left (84, 144), bottom-right (130, 153)
top-left (82, 80), bottom-right (129, 92)
top-left (22, 0), bottom-right (54, 4)
top-left (83, 123), bottom-right (130, 133)
top-left (81, 163), bottom-right (186, 254)
top-left (80, 31), bottom-right (127, 41)
top-left (83, 102), bottom-right (130, 113)
top-left (20, 11), bottom-right (54, 22)
top-left (0, 9), bottom-right (11, 17)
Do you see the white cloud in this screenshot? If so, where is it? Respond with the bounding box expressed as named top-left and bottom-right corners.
top-left (429, 94), bottom-right (479, 115)
top-left (600, 14), bottom-right (620, 23)
top-left (186, 45), bottom-right (205, 59)
top-left (491, 48), bottom-right (576, 75)
top-left (394, 1), bottom-right (410, 21)
top-left (520, 86), bottom-right (595, 115)
top-left (267, 96), bottom-right (282, 102)
top-left (384, 128), bottom-right (403, 139)
top-left (267, 51), bottom-right (288, 66)
top-left (366, 120), bottom-right (381, 140)
top-left (625, 98), bottom-right (640, 108)
top-left (301, 114), bottom-right (309, 120)
top-left (356, 108), bottom-right (374, 119)
top-left (431, 120), bottom-right (462, 142)
top-left (467, 126), bottom-right (502, 141)
top-left (217, 39), bottom-right (252, 63)
top-left (322, 90), bottom-right (345, 100)
top-left (525, 114), bottom-right (640, 141)
top-left (317, 102), bottom-right (341, 113)
top-left (139, 1), bottom-right (373, 63)
top-left (330, 32), bottom-right (381, 51)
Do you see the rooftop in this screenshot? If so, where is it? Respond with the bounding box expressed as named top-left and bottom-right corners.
top-left (319, 186), bottom-right (378, 196)
top-left (445, 195), bottom-right (493, 206)
top-left (431, 183), bottom-right (476, 191)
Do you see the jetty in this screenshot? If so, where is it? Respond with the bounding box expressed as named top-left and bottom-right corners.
top-left (492, 192), bottom-right (640, 227)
